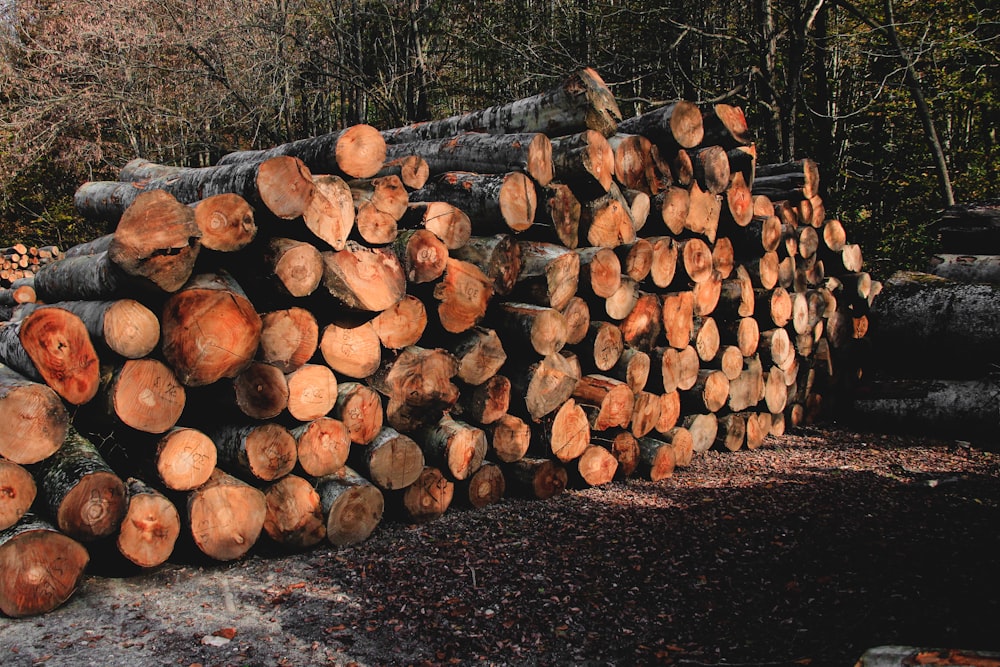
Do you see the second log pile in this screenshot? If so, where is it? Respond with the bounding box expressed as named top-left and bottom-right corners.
top-left (0, 68), bottom-right (870, 617)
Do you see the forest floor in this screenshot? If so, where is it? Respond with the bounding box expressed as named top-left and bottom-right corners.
top-left (2, 423), bottom-right (999, 667)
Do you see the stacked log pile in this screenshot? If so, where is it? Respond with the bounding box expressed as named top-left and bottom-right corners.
top-left (0, 243), bottom-right (61, 290)
top-left (851, 203), bottom-right (1000, 440)
top-left (0, 68), bottom-right (869, 616)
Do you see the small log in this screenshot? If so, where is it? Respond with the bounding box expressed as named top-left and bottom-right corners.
top-left (661, 291), bottom-right (694, 349)
top-left (573, 320), bottom-right (624, 372)
top-left (608, 346), bottom-right (650, 394)
top-left (754, 286), bottom-right (793, 328)
top-left (507, 352), bottom-right (580, 421)
top-left (636, 436), bottom-right (677, 482)
top-left (691, 315), bottom-right (721, 362)
top-left (620, 292), bottom-right (662, 352)
top-left (454, 462), bottom-right (505, 509)
top-left (692, 270), bottom-right (723, 317)
top-left (368, 346), bottom-right (460, 419)
top-left (0, 365), bottom-right (69, 465)
top-left (290, 417), bottom-right (350, 478)
top-left (30, 426), bottom-right (126, 541)
top-left (16, 299), bottom-right (159, 361)
top-left (454, 374), bottom-right (511, 426)
top-left (745, 251), bottom-right (780, 290)
top-left (715, 413), bottom-right (747, 452)
top-left (591, 430), bottom-right (640, 479)
top-left (285, 363), bottom-right (338, 422)
top-left (550, 130), bottom-right (614, 198)
top-left (702, 103), bottom-right (753, 148)
top-left (264, 237), bottom-right (324, 298)
top-left (685, 180), bottom-right (722, 242)
top-left (210, 422), bottom-right (297, 482)
top-left (304, 174), bottom-right (355, 250)
top-left (321, 242), bottom-right (407, 313)
top-left (151, 427), bottom-right (218, 492)
top-left (580, 184), bottom-right (637, 248)
top-left (720, 316), bottom-right (760, 357)
top-left (607, 133), bottom-right (658, 193)
top-left (116, 477), bottom-right (181, 568)
top-left (186, 469), bottom-right (266, 561)
top-left (485, 413), bottom-right (532, 463)
top-left (314, 467), bottom-right (384, 546)
top-left (399, 201), bottom-right (472, 250)
top-left (535, 182), bottom-right (581, 248)
top-left (630, 390), bottom-right (663, 439)
top-left (217, 123), bottom-right (386, 179)
top-left (605, 276), bottom-right (639, 320)
top-left (617, 100), bottom-right (704, 150)
top-left (650, 186), bottom-right (690, 236)
top-left (683, 412), bottom-right (719, 455)
top-left (349, 426), bottom-right (425, 491)
top-left (190, 193), bottom-right (257, 253)
top-left (744, 412), bottom-right (771, 449)
top-left (416, 416), bottom-right (487, 481)
top-left (689, 145), bottom-right (731, 195)
top-left (433, 258), bottom-right (495, 334)
top-left (712, 237), bottom-right (736, 280)
top-left (409, 171), bottom-right (536, 234)
top-left (392, 229), bottom-right (449, 284)
top-left (707, 345), bottom-right (745, 381)
top-left (681, 369), bottom-right (730, 413)
top-left (573, 375), bottom-right (635, 431)
top-left (510, 241), bottom-right (580, 311)
top-left (0, 513), bottom-right (89, 617)
top-left (493, 302), bottom-right (568, 356)
top-left (447, 327), bottom-right (507, 387)
top-left (0, 307), bottom-right (100, 405)
top-left (675, 237), bottom-right (715, 285)
top-left (262, 474), bottom-right (326, 550)
top-left (577, 246), bottom-right (623, 299)
top-left (645, 236), bottom-right (679, 289)
top-left (503, 457), bottom-right (568, 500)
top-left (319, 320), bottom-right (382, 380)
top-left (371, 295), bottom-right (427, 350)
top-left (396, 466), bottom-right (454, 524)
top-left (331, 382), bottom-right (384, 445)
top-left (533, 398), bottom-right (591, 463)
top-left (374, 155), bottom-right (430, 190)
top-left (570, 444), bottom-right (619, 487)
top-left (656, 391), bottom-right (682, 434)
top-left (381, 68), bottom-right (621, 142)
top-left (258, 307), bottom-right (319, 373)
top-left (561, 296), bottom-right (591, 346)
top-left (351, 175), bottom-right (407, 245)
top-left (729, 357), bottom-right (766, 412)
top-left (0, 459), bottom-right (35, 530)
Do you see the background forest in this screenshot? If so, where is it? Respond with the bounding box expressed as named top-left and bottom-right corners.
top-left (1, 0), bottom-right (996, 276)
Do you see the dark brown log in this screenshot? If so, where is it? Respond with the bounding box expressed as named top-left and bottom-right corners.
top-left (577, 246), bottom-right (623, 299)
top-left (719, 316), bottom-right (759, 357)
top-left (286, 363), bottom-right (338, 422)
top-left (702, 103), bottom-right (753, 148)
top-left (192, 193), bottom-right (257, 252)
top-left (98, 358), bottom-right (186, 433)
top-left (494, 302), bottom-right (568, 356)
top-left (752, 159), bottom-right (820, 200)
top-left (151, 427), bottom-right (218, 491)
top-left (715, 266), bottom-right (756, 320)
top-left (161, 272), bottom-right (262, 387)
top-left (319, 320), bottom-right (381, 380)
top-left (350, 426), bottom-right (425, 491)
top-left (116, 477), bottom-right (180, 567)
top-left (707, 345), bottom-right (745, 381)
top-left (511, 241), bottom-right (580, 311)
top-left (186, 468), bottom-right (266, 561)
top-left (258, 307), bottom-right (319, 373)
top-left (448, 327), bottom-right (507, 386)
top-left (321, 242), bottom-right (407, 313)
top-left (371, 295), bottom-right (427, 351)
top-left (382, 68), bottom-right (621, 143)
top-left (304, 174), bottom-right (356, 251)
top-left (486, 413), bottom-right (531, 463)
top-left (0, 365), bottom-right (69, 465)
top-left (290, 417), bottom-right (350, 478)
top-left (217, 124), bottom-right (386, 179)
top-left (572, 320), bottom-right (624, 373)
top-left (331, 381), bottom-right (384, 445)
top-left (689, 145), bottom-right (732, 195)
top-left (503, 456), bottom-right (568, 500)
top-left (573, 375), bottom-right (635, 431)
top-left (636, 436), bottom-right (677, 481)
top-left (561, 296), bottom-right (591, 346)
top-left (0, 513), bottom-right (89, 617)
top-left (715, 413), bottom-right (747, 452)
top-left (754, 286), bottom-right (793, 328)
top-left (454, 462), bottom-right (505, 508)
top-left (30, 427), bottom-right (126, 541)
top-left (262, 474), bottom-right (326, 549)
top-left (409, 171), bottom-right (536, 234)
top-left (263, 237), bottom-right (324, 298)
top-left (745, 250), bottom-right (780, 290)
top-left (384, 132), bottom-right (554, 187)
top-left (0, 459), bottom-right (35, 530)
top-left (313, 467), bottom-right (384, 546)
top-left (570, 444), bottom-right (619, 487)
top-left (454, 374), bottom-right (511, 426)
top-left (712, 237), bottom-right (736, 280)
top-left (399, 201), bottom-right (472, 250)
top-left (211, 422), bottom-right (297, 482)
top-left (374, 155), bottom-right (430, 190)
top-left (0, 307), bottom-right (100, 405)
top-left (16, 299), bottom-right (159, 360)
top-left (692, 270), bottom-right (723, 317)
top-left (433, 258), bottom-right (495, 334)
top-left (416, 416), bottom-right (486, 481)
top-left (534, 182), bottom-right (582, 248)
top-left (618, 100), bottom-right (704, 150)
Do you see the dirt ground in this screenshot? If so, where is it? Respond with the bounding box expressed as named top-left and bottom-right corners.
top-left (2, 424), bottom-right (999, 667)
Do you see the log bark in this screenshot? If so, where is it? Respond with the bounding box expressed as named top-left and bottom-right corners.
top-left (454, 462), bottom-right (505, 508)
top-left (30, 426), bottom-right (126, 541)
top-left (636, 436), bottom-right (677, 482)
top-left (216, 123), bottom-right (386, 179)
top-left (510, 241), bottom-right (580, 311)
top-left (926, 254), bottom-right (1000, 284)
top-left (0, 365), bottom-right (69, 465)
top-left (313, 467), bottom-right (384, 546)
top-left (0, 458), bottom-right (35, 530)
top-left (262, 474), bottom-right (326, 550)
top-left (321, 242), bottom-right (407, 313)
top-left (116, 477), bottom-right (180, 568)
top-left (384, 132), bottom-right (554, 186)
top-left (409, 171), bottom-right (536, 234)
top-left (550, 130), bottom-right (615, 198)
top-left (290, 417), bottom-right (350, 478)
top-left (186, 469), bottom-right (266, 561)
top-left (160, 271), bottom-right (262, 387)
top-left (0, 513), bottom-right (89, 617)
top-left (0, 307), bottom-right (100, 405)
top-left (454, 374), bottom-right (511, 426)
top-left (396, 466), bottom-right (454, 523)
top-left (210, 422), bottom-right (297, 482)
top-left (503, 457), bottom-right (567, 500)
top-left (493, 302), bottom-right (568, 357)
top-left (258, 307), bottom-right (319, 373)
top-left (381, 68), bottom-right (621, 142)
top-left (349, 426), bottom-right (425, 491)
top-left (715, 413), bottom-right (747, 452)
top-left (374, 155), bottom-right (430, 190)
top-left (30, 249), bottom-right (126, 303)
top-left (16, 299), bottom-right (159, 360)
top-left (617, 100), bottom-right (705, 150)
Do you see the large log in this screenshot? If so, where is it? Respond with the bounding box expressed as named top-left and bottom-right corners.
top-left (185, 468), bottom-right (266, 561)
top-left (395, 466), bottom-right (454, 524)
top-left (409, 171), bottom-right (537, 234)
top-left (29, 426), bottom-right (126, 541)
top-left (486, 413), bottom-right (531, 463)
top-left (96, 358), bottom-right (186, 434)
top-left (216, 124), bottom-right (386, 179)
top-left (454, 462), bottom-right (505, 509)
top-left (210, 422), bottom-right (297, 482)
top-left (450, 234), bottom-right (523, 297)
top-left (319, 320), bottom-right (382, 380)
top-left (415, 416), bottom-right (487, 481)
top-left (0, 307), bottom-right (100, 405)
top-left (150, 427), bottom-right (218, 492)
top-left (313, 467), bottom-right (384, 546)
top-left (381, 68), bottom-right (621, 142)
top-left (933, 202), bottom-right (1000, 253)
top-left (160, 271), bottom-right (262, 387)
top-left (0, 513), bottom-right (89, 617)
top-left (258, 307), bottom-right (319, 373)
top-left (349, 426), bottom-right (425, 491)
top-left (0, 365), bottom-right (69, 465)
top-left (330, 381), bottom-right (384, 445)
top-left (15, 299), bottom-right (160, 360)
top-left (384, 132), bottom-right (554, 186)
top-left (191, 193), bottom-right (257, 252)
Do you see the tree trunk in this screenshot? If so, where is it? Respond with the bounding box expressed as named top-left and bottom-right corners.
top-left (185, 468), bottom-right (266, 561)
top-left (384, 132), bottom-right (554, 187)
top-left (116, 477), bottom-right (180, 568)
top-left (30, 426), bottom-right (126, 541)
top-left (313, 467), bottom-right (384, 546)
top-left (409, 171), bottom-right (537, 234)
top-left (926, 254), bottom-right (1000, 284)
top-left (591, 429), bottom-right (640, 479)
top-left (209, 422), bottom-right (297, 482)
top-left (216, 123), bottom-right (387, 180)
top-left (160, 272), bottom-right (262, 387)
top-left (0, 365), bottom-right (69, 465)
top-left (16, 299), bottom-right (160, 360)
top-left (381, 68), bottom-right (621, 142)
top-left (0, 513), bottom-right (89, 617)
top-left (30, 250), bottom-right (127, 303)
top-left (0, 306), bottom-right (100, 405)
top-left (0, 458), bottom-right (35, 530)
top-left (262, 474), bottom-right (326, 550)
top-left (550, 130), bottom-right (615, 199)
